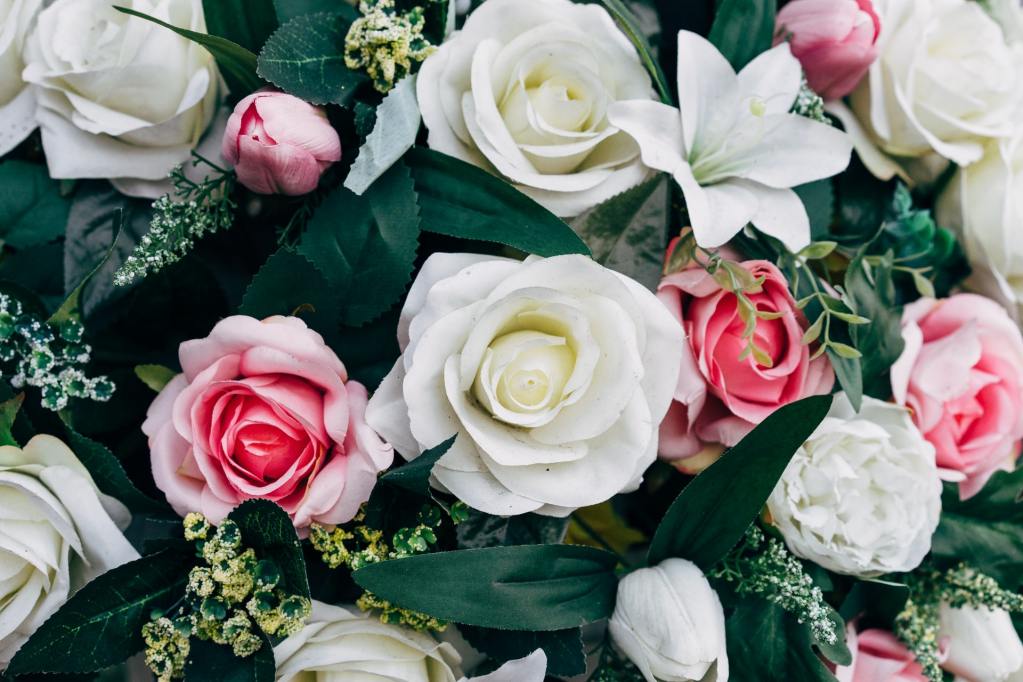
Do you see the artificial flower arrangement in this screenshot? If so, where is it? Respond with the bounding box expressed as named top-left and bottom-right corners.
top-left (0, 0), bottom-right (1022, 680)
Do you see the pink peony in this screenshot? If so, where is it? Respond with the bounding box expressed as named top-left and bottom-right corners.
top-left (143, 315), bottom-right (392, 530)
top-left (657, 251), bottom-right (834, 463)
top-left (775, 0), bottom-right (880, 100)
top-left (835, 628), bottom-right (929, 682)
top-left (891, 294), bottom-right (1023, 498)
top-left (222, 90), bottom-right (341, 196)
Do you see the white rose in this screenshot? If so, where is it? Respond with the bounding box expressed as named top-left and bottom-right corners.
top-left (839, 0), bottom-right (1023, 180)
top-left (936, 133), bottom-right (1023, 323)
top-left (0, 0), bottom-right (41, 156)
top-left (940, 604), bottom-right (1023, 681)
top-left (416, 0), bottom-right (655, 217)
top-left (0, 434), bottom-right (138, 667)
top-left (21, 0), bottom-right (220, 185)
top-left (274, 601), bottom-right (462, 681)
top-left (365, 253), bottom-right (682, 516)
top-left (608, 558), bottom-right (729, 682)
top-left (767, 394), bottom-right (942, 577)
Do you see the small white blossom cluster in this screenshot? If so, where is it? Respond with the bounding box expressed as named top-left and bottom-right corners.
top-left (792, 78), bottom-right (827, 123)
top-left (0, 294), bottom-right (114, 410)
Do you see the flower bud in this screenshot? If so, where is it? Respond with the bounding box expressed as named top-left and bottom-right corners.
top-left (608, 559), bottom-right (729, 682)
top-left (940, 604), bottom-right (1023, 681)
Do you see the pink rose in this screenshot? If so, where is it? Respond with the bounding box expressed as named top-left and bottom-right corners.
top-left (657, 254), bottom-right (834, 462)
top-left (143, 315), bottom-right (393, 530)
top-left (222, 90), bottom-right (342, 196)
top-left (775, 0), bottom-right (880, 100)
top-left (891, 294), bottom-right (1023, 498)
top-left (835, 628), bottom-right (928, 682)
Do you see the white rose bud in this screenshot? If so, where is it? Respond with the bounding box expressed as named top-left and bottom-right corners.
top-left (0, 435), bottom-right (138, 667)
top-left (608, 559), bottom-right (729, 682)
top-left (767, 394), bottom-right (942, 577)
top-left (21, 0), bottom-right (220, 185)
top-left (274, 601), bottom-right (462, 682)
top-left (416, 0), bottom-right (656, 217)
top-left (940, 604), bottom-right (1023, 681)
top-left (0, 0), bottom-right (42, 155)
top-left (365, 253), bottom-right (682, 517)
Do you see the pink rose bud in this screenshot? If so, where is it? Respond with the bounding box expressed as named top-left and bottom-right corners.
top-left (835, 627), bottom-right (930, 682)
top-left (222, 90), bottom-right (342, 196)
top-left (891, 294), bottom-right (1023, 499)
top-left (775, 0), bottom-right (881, 100)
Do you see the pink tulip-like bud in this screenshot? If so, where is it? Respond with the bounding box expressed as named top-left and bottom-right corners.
top-left (775, 0), bottom-right (880, 100)
top-left (222, 90), bottom-right (341, 195)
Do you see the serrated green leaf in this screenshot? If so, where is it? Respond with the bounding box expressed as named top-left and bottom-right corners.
top-left (352, 545), bottom-right (618, 630)
top-left (344, 76), bottom-right (422, 195)
top-left (379, 435), bottom-right (455, 496)
top-left (114, 6), bottom-right (263, 96)
top-left (709, 0), bottom-right (778, 71)
top-left (596, 0), bottom-right (672, 104)
top-left (404, 147), bottom-right (589, 257)
top-left (0, 161), bottom-right (70, 250)
top-left (185, 636), bottom-right (275, 682)
top-left (256, 12), bottom-right (366, 105)
top-left (648, 395), bottom-right (832, 568)
top-left (228, 500), bottom-right (309, 599)
top-left (273, 0), bottom-right (357, 23)
top-left (134, 364), bottom-right (178, 393)
top-left (459, 625), bottom-right (585, 677)
top-left (0, 392), bottom-right (23, 446)
top-left (726, 599), bottom-right (840, 682)
top-left (49, 209), bottom-right (122, 326)
top-left (238, 247), bottom-right (340, 331)
top-left (7, 549), bottom-right (193, 675)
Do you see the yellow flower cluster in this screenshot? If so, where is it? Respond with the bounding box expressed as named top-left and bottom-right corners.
top-left (343, 0), bottom-right (435, 92)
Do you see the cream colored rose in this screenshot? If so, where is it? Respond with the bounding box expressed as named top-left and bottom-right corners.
top-left (365, 253), bottom-right (682, 517)
top-left (416, 0), bottom-right (655, 217)
top-left (21, 0), bottom-right (219, 184)
top-left (0, 0), bottom-right (42, 155)
top-left (0, 435), bottom-right (138, 667)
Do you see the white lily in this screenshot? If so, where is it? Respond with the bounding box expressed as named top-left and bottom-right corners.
top-left (607, 30), bottom-right (853, 252)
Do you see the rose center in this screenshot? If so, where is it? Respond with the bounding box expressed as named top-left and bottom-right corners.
top-left (474, 330), bottom-right (577, 415)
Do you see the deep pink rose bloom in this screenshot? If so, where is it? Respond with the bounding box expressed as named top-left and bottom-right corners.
top-left (143, 315), bottom-right (393, 530)
top-left (775, 0), bottom-right (880, 100)
top-left (222, 90), bottom-right (341, 196)
top-left (657, 253), bottom-right (834, 461)
top-left (891, 294), bottom-right (1023, 498)
top-left (835, 628), bottom-right (929, 682)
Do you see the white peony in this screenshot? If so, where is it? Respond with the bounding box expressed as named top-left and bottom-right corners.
top-left (834, 0), bottom-right (1023, 182)
top-left (0, 435), bottom-right (138, 667)
top-left (0, 0), bottom-right (41, 156)
top-left (608, 558), bottom-right (729, 682)
top-left (274, 601), bottom-right (462, 681)
top-left (365, 253), bottom-right (682, 517)
top-left (416, 0), bottom-right (655, 217)
top-left (20, 0), bottom-right (220, 186)
top-left (939, 604), bottom-right (1023, 681)
top-left (767, 394), bottom-right (942, 577)
top-left (936, 132), bottom-right (1023, 323)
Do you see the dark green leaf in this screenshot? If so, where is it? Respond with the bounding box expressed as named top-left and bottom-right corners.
top-left (379, 435), bottom-right (455, 496)
top-left (238, 248), bottom-right (340, 331)
top-left (185, 635), bottom-right (274, 682)
top-left (459, 625), bottom-right (585, 677)
top-left (297, 162), bottom-right (420, 326)
top-left (845, 252), bottom-right (904, 399)
top-left (569, 175), bottom-right (669, 290)
top-left (726, 599), bottom-right (839, 682)
top-left (273, 0), bottom-right (357, 23)
top-left (203, 0), bottom-right (278, 55)
top-left (456, 510), bottom-right (569, 548)
top-left (709, 0), bottom-right (778, 71)
top-left (0, 392), bottom-right (23, 446)
top-left (596, 0), bottom-right (672, 104)
top-left (63, 426), bottom-right (170, 515)
top-left (50, 209), bottom-right (124, 326)
top-left (352, 544), bottom-right (618, 630)
top-left (794, 180), bottom-right (835, 241)
top-left (7, 549), bottom-right (193, 675)
top-left (114, 6), bottom-right (263, 96)
top-left (648, 395), bottom-right (832, 568)
top-left (932, 469), bottom-right (1023, 590)
top-left (405, 147), bottom-right (589, 257)
top-left (257, 12), bottom-right (366, 105)
top-left (839, 579), bottom-right (909, 628)
top-left (228, 500), bottom-right (310, 599)
top-left (0, 161), bottom-right (70, 250)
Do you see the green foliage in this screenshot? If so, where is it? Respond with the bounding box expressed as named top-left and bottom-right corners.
top-left (344, 76), bottom-right (421, 195)
top-left (459, 625), bottom-right (586, 677)
top-left (50, 211), bottom-right (123, 327)
top-left (203, 0), bottom-right (278, 55)
top-left (257, 12), bottom-right (367, 105)
top-left (404, 147), bottom-right (590, 257)
top-left (184, 637), bottom-right (275, 682)
top-left (273, 0), bottom-right (356, 23)
top-left (931, 469), bottom-right (1023, 590)
top-left (794, 180), bottom-right (835, 241)
top-left (726, 599), bottom-right (839, 682)
top-left (709, 0), bottom-right (778, 71)
top-left (596, 0), bottom-right (672, 103)
top-left (456, 510), bottom-right (569, 548)
top-left (0, 392), bottom-right (23, 446)
top-left (238, 248), bottom-right (338, 330)
top-left (844, 252), bottom-right (905, 399)
top-left (296, 162), bottom-right (420, 326)
top-left (114, 6), bottom-right (263, 97)
top-left (7, 549), bottom-right (193, 675)
top-left (569, 175), bottom-right (670, 290)
top-left (352, 544), bottom-right (618, 630)
top-left (0, 160), bottom-right (70, 250)
top-left (227, 500), bottom-right (310, 600)
top-left (134, 364), bottom-right (177, 393)
top-left (648, 395), bottom-right (832, 568)
top-left (379, 435), bottom-right (455, 496)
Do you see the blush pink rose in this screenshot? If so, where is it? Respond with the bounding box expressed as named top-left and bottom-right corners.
top-left (143, 315), bottom-right (393, 530)
top-left (890, 294), bottom-right (1023, 498)
top-left (775, 0), bottom-right (880, 100)
top-left (657, 253), bottom-right (834, 462)
top-left (835, 628), bottom-right (928, 682)
top-left (222, 90), bottom-right (342, 196)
